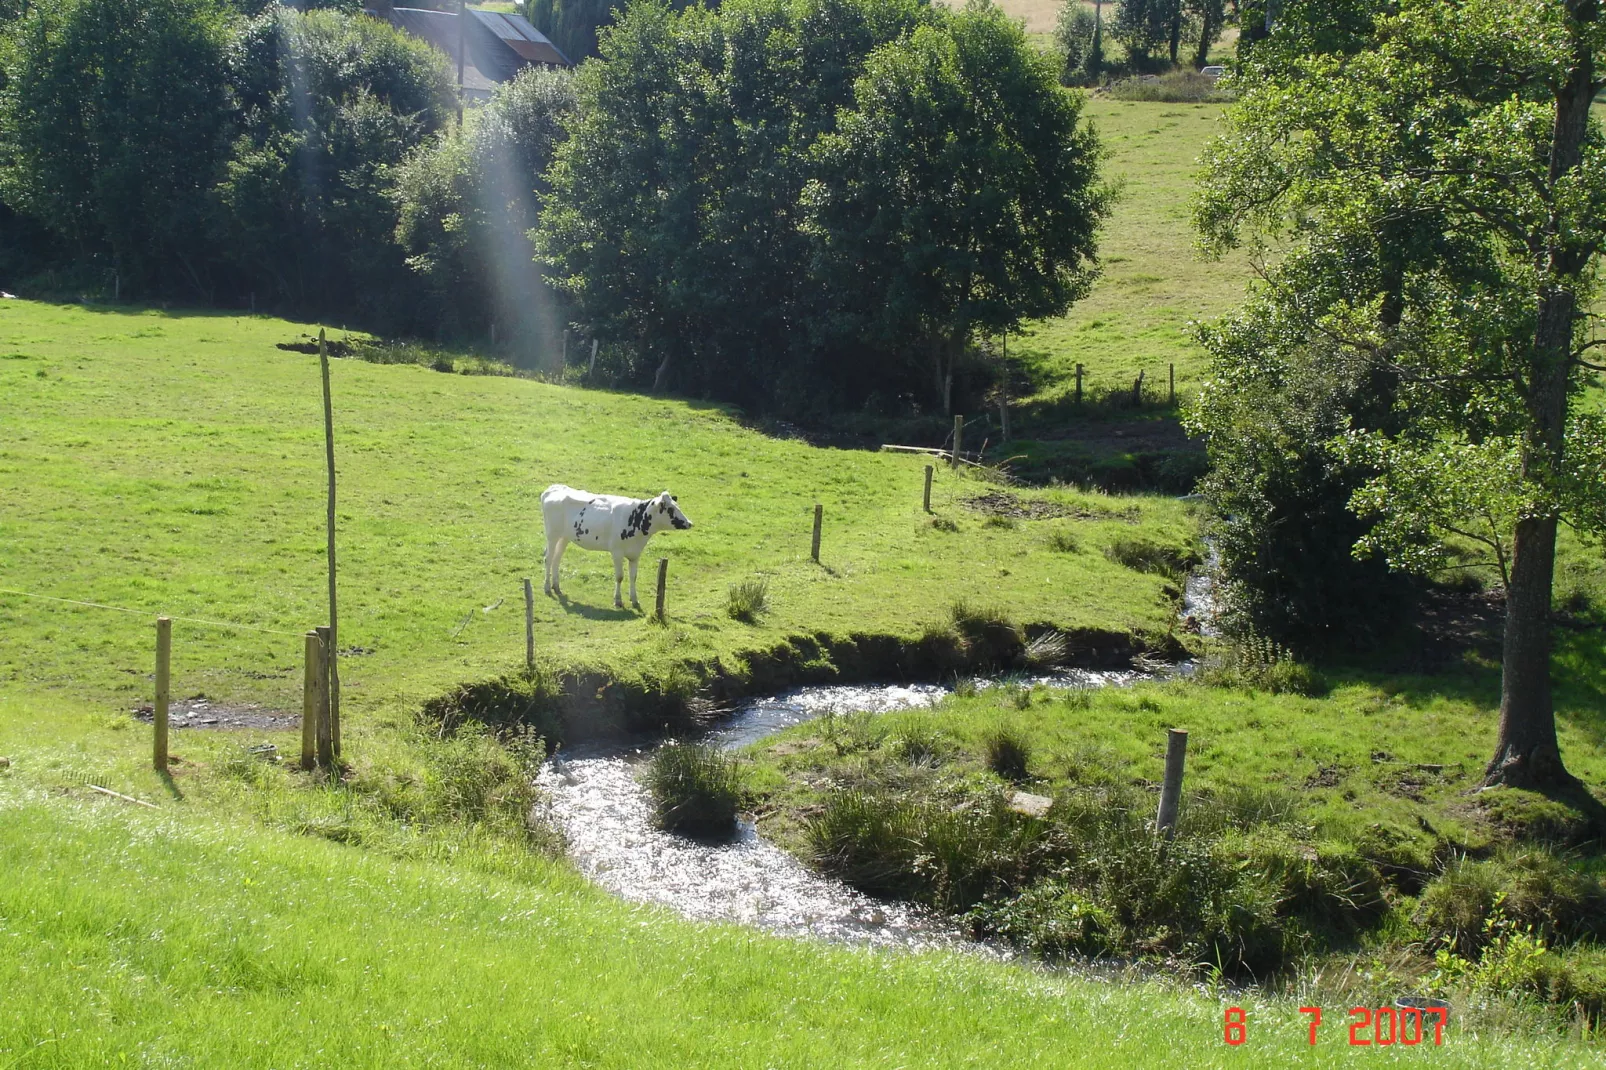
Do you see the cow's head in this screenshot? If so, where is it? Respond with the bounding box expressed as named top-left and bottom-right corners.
top-left (656, 491), bottom-right (692, 530)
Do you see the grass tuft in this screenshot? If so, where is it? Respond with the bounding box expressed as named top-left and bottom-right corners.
top-left (1046, 529), bottom-right (1080, 553)
top-left (983, 726), bottom-right (1032, 781)
top-left (643, 742), bottom-right (743, 835)
top-left (726, 576), bottom-right (770, 623)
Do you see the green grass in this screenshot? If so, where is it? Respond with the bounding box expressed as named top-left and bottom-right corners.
top-left (0, 742), bottom-right (1594, 1067)
top-left (0, 299), bottom-right (1193, 727)
top-left (746, 657), bottom-right (1606, 859)
top-left (1012, 97), bottom-right (1250, 406)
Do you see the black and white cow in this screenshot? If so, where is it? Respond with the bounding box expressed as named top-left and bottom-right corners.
top-left (540, 484), bottom-right (693, 608)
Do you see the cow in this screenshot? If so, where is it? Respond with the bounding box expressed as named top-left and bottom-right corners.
top-left (540, 485), bottom-right (693, 609)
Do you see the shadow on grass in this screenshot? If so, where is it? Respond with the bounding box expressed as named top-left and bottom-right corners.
top-left (156, 769), bottom-right (185, 802)
top-left (555, 593), bottom-right (639, 622)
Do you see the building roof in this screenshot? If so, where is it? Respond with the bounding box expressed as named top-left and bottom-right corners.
top-left (385, 7), bottom-right (570, 99)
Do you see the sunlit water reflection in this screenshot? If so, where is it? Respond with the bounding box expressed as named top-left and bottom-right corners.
top-left (538, 670), bottom-right (1146, 950)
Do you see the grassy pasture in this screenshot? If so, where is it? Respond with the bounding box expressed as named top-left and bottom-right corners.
top-left (1012, 97), bottom-right (1249, 406)
top-left (0, 299), bottom-right (1191, 723)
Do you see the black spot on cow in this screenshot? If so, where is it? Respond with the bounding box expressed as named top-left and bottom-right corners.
top-left (622, 499), bottom-right (653, 539)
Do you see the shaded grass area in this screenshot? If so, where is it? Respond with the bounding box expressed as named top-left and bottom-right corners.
top-left (744, 656), bottom-right (1606, 1024)
top-left (0, 299), bottom-right (1195, 731)
top-left (0, 708), bottom-right (1594, 1067)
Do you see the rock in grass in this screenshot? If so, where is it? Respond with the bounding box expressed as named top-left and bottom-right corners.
top-left (1008, 791), bottom-right (1053, 819)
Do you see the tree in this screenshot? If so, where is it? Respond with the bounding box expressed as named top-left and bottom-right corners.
top-left (1187, 0), bottom-right (1225, 69)
top-left (1196, 0), bottom-right (1606, 788)
top-left (803, 1), bottom-right (1107, 412)
top-left (1054, 2), bottom-right (1097, 84)
top-left (394, 67), bottom-right (576, 354)
top-left (0, 0), bottom-right (236, 296)
top-left (1112, 0), bottom-right (1178, 67)
top-left (217, 7), bottom-right (452, 327)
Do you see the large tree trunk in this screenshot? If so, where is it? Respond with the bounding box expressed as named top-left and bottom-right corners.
top-left (1484, 3), bottom-right (1596, 788)
top-left (1169, 5), bottom-right (1183, 65)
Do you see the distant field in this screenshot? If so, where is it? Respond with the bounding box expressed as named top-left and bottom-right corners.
top-left (1012, 97), bottom-right (1249, 405)
top-left (0, 300), bottom-right (1192, 723)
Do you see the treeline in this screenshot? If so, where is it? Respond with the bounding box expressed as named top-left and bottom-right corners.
top-left (1, 0), bottom-right (1104, 414)
top-left (536, 0), bottom-right (1105, 414)
top-left (1054, 0), bottom-right (1231, 85)
top-left (0, 0), bottom-right (570, 343)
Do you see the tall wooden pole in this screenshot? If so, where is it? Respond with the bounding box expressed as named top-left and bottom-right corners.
top-left (923, 464), bottom-right (934, 513)
top-left (153, 617), bottom-right (171, 772)
top-left (319, 329), bottom-right (341, 757)
top-left (951, 415), bottom-right (964, 468)
top-left (315, 626), bottom-right (334, 769)
top-left (1075, 364), bottom-right (1084, 404)
top-left (811, 503), bottom-right (823, 563)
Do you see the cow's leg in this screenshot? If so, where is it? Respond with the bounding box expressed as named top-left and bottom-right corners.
top-left (628, 555), bottom-right (640, 608)
top-left (543, 537), bottom-right (555, 596)
top-left (612, 553), bottom-right (625, 608)
top-left (549, 538), bottom-right (569, 596)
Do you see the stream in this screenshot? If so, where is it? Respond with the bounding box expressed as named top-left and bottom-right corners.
top-left (536, 670), bottom-right (1144, 951)
top-left (536, 551), bottom-right (1219, 950)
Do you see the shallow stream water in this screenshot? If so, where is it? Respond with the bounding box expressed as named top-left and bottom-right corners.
top-left (537, 670), bottom-right (1144, 951)
top-left (538, 550), bottom-right (1219, 950)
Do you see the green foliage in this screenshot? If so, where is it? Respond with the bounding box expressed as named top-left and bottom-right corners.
top-left (643, 742), bottom-right (743, 835)
top-left (392, 67), bottom-right (576, 347)
top-left (725, 576), bottom-right (771, 623)
top-left (540, 0), bottom-right (1106, 415)
top-left (1109, 0), bottom-right (1180, 67)
top-left (1202, 634), bottom-right (1328, 696)
top-left (419, 671), bottom-right (563, 745)
top-left (0, 0), bottom-right (236, 294)
top-left (217, 8), bottom-right (453, 329)
top-left (1053, 2), bottom-right (1097, 84)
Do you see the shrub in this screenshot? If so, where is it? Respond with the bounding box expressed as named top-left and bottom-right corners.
top-left (930, 516), bottom-right (960, 532)
top-left (983, 515), bottom-right (1017, 530)
top-left (983, 726), bottom-right (1032, 781)
top-left (1046, 529), bottom-right (1080, 553)
top-left (1105, 71), bottom-right (1233, 104)
top-left (643, 743), bottom-right (743, 836)
top-left (726, 576), bottom-right (770, 623)
top-left (1201, 634), bottom-right (1328, 696)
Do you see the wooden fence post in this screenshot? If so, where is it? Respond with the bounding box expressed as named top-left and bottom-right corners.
top-left (319, 329), bottom-right (341, 758)
top-left (1132, 369), bottom-right (1145, 406)
top-left (811, 503), bottom-right (823, 563)
top-left (998, 397), bottom-right (1010, 442)
top-left (1169, 363), bottom-right (1176, 406)
top-left (951, 414), bottom-right (964, 468)
top-left (301, 631), bottom-right (320, 771)
top-left (923, 464), bottom-right (934, 513)
top-left (655, 558), bottom-right (668, 621)
top-left (1075, 363), bottom-right (1084, 404)
top-left (588, 338), bottom-right (599, 377)
top-left (523, 578), bottom-right (535, 671)
top-left (315, 625), bottom-right (334, 769)
top-left (153, 617), bottom-right (171, 772)
top-left (1155, 728), bottom-right (1188, 838)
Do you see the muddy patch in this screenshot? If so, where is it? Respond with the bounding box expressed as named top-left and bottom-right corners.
top-left (132, 699), bottom-right (296, 731)
top-left (962, 490), bottom-right (1134, 522)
